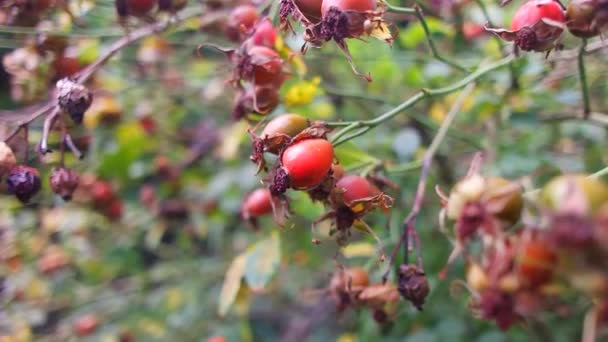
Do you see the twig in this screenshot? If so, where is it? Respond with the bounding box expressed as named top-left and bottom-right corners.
top-left (64, 133), bottom-right (83, 160)
top-left (382, 82), bottom-right (476, 283)
top-left (577, 39), bottom-right (591, 118)
top-left (39, 107), bottom-right (60, 154)
top-left (384, 2), bottom-right (469, 72)
top-left (327, 55), bottom-right (514, 146)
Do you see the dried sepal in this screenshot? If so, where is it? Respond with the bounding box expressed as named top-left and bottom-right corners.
top-left (484, 13), bottom-right (564, 52)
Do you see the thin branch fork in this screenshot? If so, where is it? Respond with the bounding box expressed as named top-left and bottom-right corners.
top-left (382, 82), bottom-right (476, 283)
top-left (2, 7), bottom-right (203, 151)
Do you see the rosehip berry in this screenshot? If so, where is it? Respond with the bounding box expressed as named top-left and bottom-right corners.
top-left (53, 55), bottom-right (82, 79)
top-left (295, 0), bottom-right (324, 22)
top-left (252, 19), bottom-right (278, 47)
top-left (126, 0), bottom-right (156, 16)
top-left (247, 46), bottom-right (284, 86)
top-left (333, 175), bottom-right (380, 206)
top-left (73, 314), bottom-right (99, 336)
top-left (91, 181), bottom-right (115, 206)
top-left (321, 0), bottom-right (377, 16)
top-left (517, 237), bottom-right (557, 288)
top-left (105, 199), bottom-right (124, 220)
top-left (6, 165), bottom-right (41, 203)
top-left (241, 188), bottom-right (273, 219)
top-left (157, 0), bottom-right (188, 12)
top-left (0, 142), bottom-right (16, 177)
top-left (510, 0), bottom-right (565, 51)
top-left (49, 167), bottom-right (80, 201)
top-left (281, 138), bottom-right (334, 188)
top-left (226, 5), bottom-right (259, 41)
top-left (261, 113), bottom-right (310, 140)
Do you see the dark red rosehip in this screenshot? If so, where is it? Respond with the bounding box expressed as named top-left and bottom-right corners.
top-left (91, 181), bottom-right (114, 206)
top-left (49, 167), bottom-right (80, 201)
top-left (53, 55), bottom-right (83, 79)
top-left (516, 237), bottom-right (557, 288)
top-left (321, 0), bottom-right (377, 16)
top-left (6, 165), bottom-right (41, 203)
top-left (126, 0), bottom-right (156, 16)
top-left (398, 264), bottom-right (430, 311)
top-left (226, 5), bottom-right (259, 41)
top-left (105, 199), bottom-right (124, 220)
top-left (241, 188), bottom-right (273, 219)
top-left (157, 0), bottom-right (187, 12)
top-left (246, 45), bottom-right (284, 86)
top-left (281, 138), bottom-right (334, 188)
top-left (478, 289), bottom-right (518, 330)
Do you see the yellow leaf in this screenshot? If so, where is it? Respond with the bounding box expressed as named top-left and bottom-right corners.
top-left (284, 77), bottom-right (321, 108)
top-left (244, 232), bottom-right (281, 291)
top-left (218, 254), bottom-right (247, 317)
top-left (337, 334), bottom-right (358, 342)
top-left (216, 121), bottom-right (248, 161)
top-left (341, 242), bottom-right (376, 258)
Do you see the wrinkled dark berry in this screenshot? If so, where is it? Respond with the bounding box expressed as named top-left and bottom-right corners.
top-left (7, 165), bottom-right (41, 203)
top-left (479, 289), bottom-right (517, 330)
top-left (270, 167), bottom-right (290, 195)
top-left (49, 167), bottom-right (79, 201)
top-left (56, 78), bottom-right (93, 124)
top-left (398, 264), bottom-right (430, 311)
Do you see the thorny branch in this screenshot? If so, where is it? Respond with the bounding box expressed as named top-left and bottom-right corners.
top-left (382, 82), bottom-right (476, 283)
top-left (1, 6), bottom-right (204, 153)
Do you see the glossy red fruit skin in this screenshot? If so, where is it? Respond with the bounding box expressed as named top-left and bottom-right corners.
top-left (295, 0), bottom-right (324, 21)
top-left (510, 0), bottom-right (565, 31)
top-left (242, 188), bottom-right (273, 217)
top-left (321, 0), bottom-right (377, 16)
top-left (336, 175), bottom-right (378, 205)
top-left (252, 20), bottom-right (278, 48)
top-left (281, 139), bottom-right (334, 188)
top-left (227, 5), bottom-right (259, 40)
top-left (247, 46), bottom-right (283, 86)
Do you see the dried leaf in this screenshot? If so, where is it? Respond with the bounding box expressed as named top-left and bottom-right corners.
top-left (341, 242), bottom-right (376, 258)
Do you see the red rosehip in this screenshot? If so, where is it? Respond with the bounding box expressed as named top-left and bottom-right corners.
top-left (226, 5), bottom-right (259, 41)
top-left (321, 0), bottom-right (377, 16)
top-left (53, 56), bottom-right (82, 79)
top-left (73, 314), bottom-right (99, 336)
top-left (252, 19), bottom-right (278, 48)
top-left (281, 139), bottom-right (334, 188)
top-left (517, 237), bottom-right (557, 288)
top-left (334, 175), bottom-right (379, 205)
top-left (242, 188), bottom-right (273, 218)
top-left (127, 0), bottom-right (156, 16)
top-left (6, 165), bottom-right (41, 203)
top-left (510, 0), bottom-right (565, 31)
top-left (91, 181), bottom-right (114, 206)
top-left (105, 199), bottom-right (124, 220)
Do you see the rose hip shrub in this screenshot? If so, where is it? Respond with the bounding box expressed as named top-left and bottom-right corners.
top-left (0, 0), bottom-right (606, 341)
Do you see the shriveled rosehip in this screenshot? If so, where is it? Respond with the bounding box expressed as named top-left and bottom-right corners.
top-left (333, 175), bottom-right (379, 206)
top-left (261, 113), bottom-right (310, 140)
top-left (242, 188), bottom-right (273, 218)
top-left (517, 237), bottom-right (557, 288)
top-left (330, 267), bottom-right (370, 290)
top-left (73, 314), bottom-right (99, 336)
top-left (226, 5), bottom-right (259, 41)
top-left (6, 165), bottom-right (41, 203)
top-left (56, 78), bottom-right (93, 124)
top-left (540, 174), bottom-right (608, 215)
top-left (252, 19), bottom-right (278, 48)
top-left (295, 0), bottom-right (324, 22)
top-left (281, 138), bottom-right (334, 188)
top-left (321, 0), bottom-right (377, 16)
top-left (50, 168), bottom-right (79, 201)
top-left (233, 86), bottom-right (280, 120)
top-left (247, 46), bottom-right (284, 86)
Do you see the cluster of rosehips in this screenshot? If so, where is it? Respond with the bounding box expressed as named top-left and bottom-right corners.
top-left (207, 4), bottom-right (287, 120)
top-left (280, 0), bottom-right (392, 80)
top-left (242, 113), bottom-right (393, 258)
top-left (440, 171), bottom-right (608, 332)
top-left (486, 0), bottom-right (608, 53)
top-left (75, 174), bottom-right (123, 221)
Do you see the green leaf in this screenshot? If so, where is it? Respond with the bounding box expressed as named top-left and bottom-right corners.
top-left (218, 254), bottom-right (247, 317)
top-left (244, 232), bottom-right (281, 291)
top-left (334, 142), bottom-right (379, 170)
